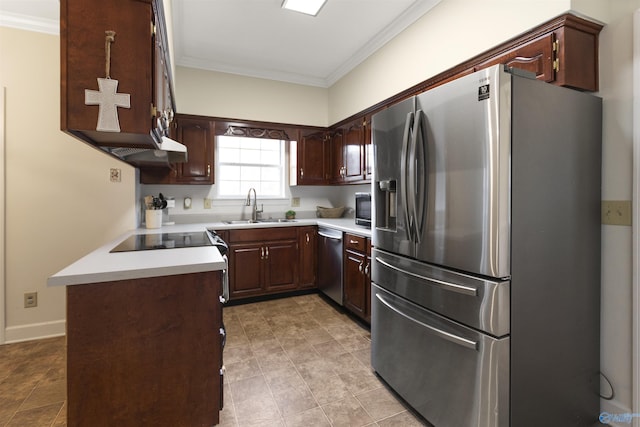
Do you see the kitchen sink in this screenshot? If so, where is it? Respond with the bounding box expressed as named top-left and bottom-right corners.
top-left (221, 218), bottom-right (297, 224)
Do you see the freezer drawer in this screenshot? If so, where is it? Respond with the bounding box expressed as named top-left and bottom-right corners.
top-left (372, 248), bottom-right (510, 337)
top-left (371, 284), bottom-right (509, 427)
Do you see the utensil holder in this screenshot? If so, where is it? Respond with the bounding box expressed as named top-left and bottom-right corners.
top-left (145, 209), bottom-right (162, 229)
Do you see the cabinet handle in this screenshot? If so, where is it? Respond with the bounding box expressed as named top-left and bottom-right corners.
top-left (300, 168), bottom-right (304, 178)
top-left (260, 247), bottom-right (264, 259)
top-left (350, 239), bottom-right (358, 244)
top-left (358, 261), bottom-right (364, 273)
top-left (207, 164), bottom-right (211, 177)
top-left (265, 247), bottom-right (269, 259)
top-left (306, 233), bottom-right (310, 244)
top-left (364, 263), bottom-right (370, 276)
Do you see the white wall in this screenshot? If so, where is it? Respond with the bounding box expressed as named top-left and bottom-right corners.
top-left (0, 27), bottom-right (137, 342)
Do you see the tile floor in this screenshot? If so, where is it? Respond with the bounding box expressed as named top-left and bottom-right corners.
top-left (0, 293), bottom-right (426, 426)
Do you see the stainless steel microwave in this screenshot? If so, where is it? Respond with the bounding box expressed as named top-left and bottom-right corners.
top-left (355, 192), bottom-right (372, 228)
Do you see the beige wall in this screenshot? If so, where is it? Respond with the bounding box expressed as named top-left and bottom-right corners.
top-left (2, 0), bottom-right (635, 417)
top-left (597, 0), bottom-right (639, 417)
top-left (173, 0), bottom-right (635, 417)
top-left (328, 0), bottom-right (576, 123)
top-left (0, 27), bottom-right (137, 342)
top-left (175, 66), bottom-right (329, 127)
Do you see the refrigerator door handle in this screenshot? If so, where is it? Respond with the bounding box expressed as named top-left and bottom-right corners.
top-left (408, 109), bottom-right (425, 243)
top-left (375, 256), bottom-right (478, 296)
top-left (375, 292), bottom-right (478, 350)
top-left (401, 111), bottom-right (414, 242)
top-left (412, 109), bottom-right (427, 241)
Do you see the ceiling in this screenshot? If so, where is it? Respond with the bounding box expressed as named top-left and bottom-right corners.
top-left (0, 0), bottom-right (442, 88)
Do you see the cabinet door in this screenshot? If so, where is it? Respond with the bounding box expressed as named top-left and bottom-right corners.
top-left (342, 120), bottom-right (365, 183)
top-left (476, 33), bottom-right (555, 84)
top-left (173, 117), bottom-right (215, 184)
top-left (363, 116), bottom-right (373, 181)
top-left (344, 250), bottom-right (367, 319)
top-left (264, 240), bottom-right (298, 292)
top-left (298, 130), bottom-right (328, 184)
top-left (298, 226), bottom-right (317, 289)
top-left (229, 243), bottom-right (264, 299)
top-left (329, 130), bottom-right (345, 183)
top-left (61, 0), bottom-right (155, 142)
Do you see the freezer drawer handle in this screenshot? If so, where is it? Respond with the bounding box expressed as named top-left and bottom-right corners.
top-left (375, 256), bottom-right (477, 296)
top-left (375, 293), bottom-right (478, 350)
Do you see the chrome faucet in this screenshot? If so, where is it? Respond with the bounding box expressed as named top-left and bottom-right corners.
top-left (246, 188), bottom-right (263, 222)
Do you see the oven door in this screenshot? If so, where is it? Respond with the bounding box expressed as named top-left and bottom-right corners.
top-left (371, 283), bottom-right (509, 427)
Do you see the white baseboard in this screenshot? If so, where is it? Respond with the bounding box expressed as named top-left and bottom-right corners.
top-left (601, 398), bottom-right (636, 427)
top-left (3, 319), bottom-right (66, 344)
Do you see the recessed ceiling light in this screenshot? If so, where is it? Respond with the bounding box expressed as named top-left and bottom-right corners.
top-left (282, 0), bottom-right (327, 16)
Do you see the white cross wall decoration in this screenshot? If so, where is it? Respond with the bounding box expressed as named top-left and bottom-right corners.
top-left (85, 77), bottom-right (131, 132)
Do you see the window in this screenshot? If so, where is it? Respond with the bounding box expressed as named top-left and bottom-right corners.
top-left (216, 136), bottom-right (286, 198)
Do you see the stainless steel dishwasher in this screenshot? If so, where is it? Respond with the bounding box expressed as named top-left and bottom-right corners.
top-left (317, 226), bottom-right (343, 305)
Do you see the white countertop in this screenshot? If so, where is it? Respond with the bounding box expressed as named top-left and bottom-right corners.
top-left (47, 218), bottom-right (371, 287)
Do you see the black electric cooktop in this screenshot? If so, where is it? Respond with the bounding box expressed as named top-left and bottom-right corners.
top-left (110, 231), bottom-right (214, 253)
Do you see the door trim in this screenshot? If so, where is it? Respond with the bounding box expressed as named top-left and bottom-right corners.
top-left (1, 87), bottom-right (6, 344)
top-left (632, 9), bottom-right (640, 427)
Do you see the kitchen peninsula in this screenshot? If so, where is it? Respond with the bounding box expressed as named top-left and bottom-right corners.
top-left (48, 225), bottom-right (227, 426)
top-left (48, 219), bottom-right (370, 426)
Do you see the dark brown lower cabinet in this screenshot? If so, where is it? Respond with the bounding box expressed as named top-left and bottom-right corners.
top-left (227, 227), bottom-right (301, 300)
top-left (66, 271), bottom-right (223, 427)
top-left (298, 226), bottom-right (318, 289)
top-left (343, 233), bottom-right (371, 323)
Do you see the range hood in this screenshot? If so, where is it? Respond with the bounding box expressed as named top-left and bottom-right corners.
top-left (101, 135), bottom-right (188, 168)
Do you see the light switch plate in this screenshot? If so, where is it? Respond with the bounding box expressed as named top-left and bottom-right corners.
top-left (602, 200), bottom-right (632, 226)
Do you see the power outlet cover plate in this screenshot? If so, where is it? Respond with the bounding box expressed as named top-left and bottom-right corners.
top-left (601, 200), bottom-right (632, 226)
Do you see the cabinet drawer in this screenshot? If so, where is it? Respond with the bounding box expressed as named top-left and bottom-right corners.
top-left (229, 227), bottom-right (298, 243)
top-left (345, 233), bottom-right (367, 252)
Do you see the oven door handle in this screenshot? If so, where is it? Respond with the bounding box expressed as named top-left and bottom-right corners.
top-left (375, 256), bottom-right (477, 296)
top-left (375, 292), bottom-right (478, 350)
top-left (220, 254), bottom-right (230, 303)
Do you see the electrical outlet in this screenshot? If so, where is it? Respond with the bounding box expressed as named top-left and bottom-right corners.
top-left (110, 168), bottom-right (121, 182)
top-left (24, 292), bottom-right (37, 308)
top-left (291, 197), bottom-right (300, 207)
top-left (184, 197), bottom-right (192, 209)
top-left (204, 198), bottom-right (212, 209)
top-left (602, 200), bottom-right (632, 226)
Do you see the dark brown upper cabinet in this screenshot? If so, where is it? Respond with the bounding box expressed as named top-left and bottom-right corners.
top-left (296, 129), bottom-right (330, 185)
top-left (61, 0), bottom-right (176, 164)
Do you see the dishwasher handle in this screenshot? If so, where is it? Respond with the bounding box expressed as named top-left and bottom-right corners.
top-left (318, 230), bottom-right (342, 240)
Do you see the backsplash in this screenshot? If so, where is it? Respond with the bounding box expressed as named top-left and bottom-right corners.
top-left (137, 182), bottom-right (370, 225)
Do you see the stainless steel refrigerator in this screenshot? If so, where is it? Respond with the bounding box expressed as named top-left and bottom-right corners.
top-left (371, 64), bottom-right (602, 427)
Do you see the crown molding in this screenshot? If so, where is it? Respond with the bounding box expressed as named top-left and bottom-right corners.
top-left (0, 11), bottom-right (59, 35)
